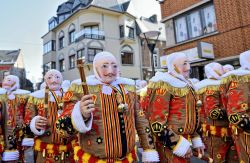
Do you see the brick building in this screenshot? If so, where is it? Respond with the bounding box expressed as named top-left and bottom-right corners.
top-left (0, 49), bottom-right (28, 88)
top-left (160, 0), bottom-right (250, 79)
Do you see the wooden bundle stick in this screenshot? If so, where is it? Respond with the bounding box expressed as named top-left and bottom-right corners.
top-left (77, 59), bottom-right (89, 95)
top-left (44, 86), bottom-right (49, 118)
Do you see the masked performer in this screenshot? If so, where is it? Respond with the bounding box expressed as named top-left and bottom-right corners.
top-left (140, 52), bottom-right (204, 162)
top-left (23, 69), bottom-right (74, 163)
top-left (0, 75), bottom-right (30, 162)
top-left (222, 50), bottom-right (250, 162)
top-left (56, 51), bottom-right (159, 162)
top-left (196, 62), bottom-right (238, 162)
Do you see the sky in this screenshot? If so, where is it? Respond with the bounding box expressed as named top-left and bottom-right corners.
top-left (0, 0), bottom-right (65, 83)
top-left (0, 0), bottom-right (161, 83)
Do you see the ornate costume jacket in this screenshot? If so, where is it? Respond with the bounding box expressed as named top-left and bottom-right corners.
top-left (221, 69), bottom-right (250, 162)
top-left (24, 88), bottom-right (75, 162)
top-left (0, 88), bottom-right (30, 161)
top-left (195, 79), bottom-right (239, 162)
top-left (56, 76), bottom-right (158, 162)
top-left (140, 72), bottom-right (202, 161)
top-left (195, 79), bottom-right (230, 135)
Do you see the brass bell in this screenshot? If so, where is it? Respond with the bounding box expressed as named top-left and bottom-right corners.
top-left (196, 100), bottom-right (202, 107)
top-left (118, 103), bottom-right (128, 113)
top-left (118, 103), bottom-right (125, 112)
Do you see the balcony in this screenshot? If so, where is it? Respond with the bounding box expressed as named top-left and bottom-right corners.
top-left (75, 29), bottom-right (105, 42)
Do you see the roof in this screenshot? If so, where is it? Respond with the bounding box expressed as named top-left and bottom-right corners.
top-left (92, 0), bottom-right (124, 12)
top-left (0, 49), bottom-right (20, 64)
top-left (56, 0), bottom-right (126, 15)
top-left (121, 1), bottom-right (130, 11)
top-left (57, 1), bottom-right (74, 14)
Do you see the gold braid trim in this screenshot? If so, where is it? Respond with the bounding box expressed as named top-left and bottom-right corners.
top-left (221, 74), bottom-right (250, 84)
top-left (124, 85), bottom-right (136, 92)
top-left (0, 94), bottom-right (7, 101)
top-left (27, 96), bottom-right (44, 105)
top-left (68, 83), bottom-right (101, 94)
top-left (69, 83), bottom-right (136, 94)
top-left (196, 85), bottom-right (220, 95)
top-left (147, 81), bottom-right (189, 97)
top-left (15, 94), bottom-right (29, 99)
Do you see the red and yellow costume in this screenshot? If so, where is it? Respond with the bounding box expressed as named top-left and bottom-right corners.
top-left (0, 88), bottom-right (30, 161)
top-left (140, 72), bottom-right (203, 162)
top-left (0, 88), bottom-right (5, 159)
top-left (196, 78), bottom-right (238, 162)
top-left (221, 69), bottom-right (250, 163)
top-left (24, 88), bottom-right (76, 162)
top-left (56, 76), bottom-right (159, 162)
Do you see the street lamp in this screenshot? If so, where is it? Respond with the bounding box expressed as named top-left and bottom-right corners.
top-left (140, 30), bottom-right (160, 77)
top-left (156, 0), bottom-right (165, 4)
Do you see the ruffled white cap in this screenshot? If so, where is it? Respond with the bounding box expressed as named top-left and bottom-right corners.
top-left (167, 52), bottom-right (189, 82)
top-left (205, 62), bottom-right (223, 80)
top-left (62, 80), bottom-right (70, 92)
top-left (93, 51), bottom-right (118, 83)
top-left (239, 50), bottom-right (250, 70)
top-left (3, 75), bottom-right (20, 93)
top-left (40, 82), bottom-right (46, 90)
top-left (223, 64), bottom-right (234, 72)
top-left (44, 69), bottom-right (62, 90)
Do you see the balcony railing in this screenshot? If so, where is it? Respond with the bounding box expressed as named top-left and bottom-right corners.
top-left (75, 29), bottom-right (105, 42)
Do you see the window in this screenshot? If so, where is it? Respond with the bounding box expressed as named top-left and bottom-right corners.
top-left (49, 21), bottom-right (57, 30)
top-left (43, 41), bottom-right (56, 54)
top-left (69, 30), bottom-right (75, 44)
top-left (58, 14), bottom-right (70, 23)
top-left (44, 62), bottom-right (56, 72)
top-left (59, 59), bottom-right (65, 72)
top-left (77, 49), bottom-right (85, 59)
top-left (69, 55), bottom-right (76, 69)
top-left (175, 17), bottom-right (188, 42)
top-left (202, 5), bottom-right (217, 34)
top-left (174, 4), bottom-right (216, 43)
top-left (121, 51), bottom-right (133, 65)
top-left (59, 36), bottom-right (64, 49)
top-left (127, 26), bottom-right (134, 39)
top-left (187, 11), bottom-right (202, 38)
top-left (119, 25), bottom-right (124, 38)
top-left (84, 25), bottom-right (99, 38)
top-left (87, 48), bottom-right (103, 62)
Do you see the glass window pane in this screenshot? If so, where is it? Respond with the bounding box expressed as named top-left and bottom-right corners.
top-left (175, 17), bottom-right (188, 42)
top-left (121, 52), bottom-right (133, 65)
top-left (59, 59), bottom-right (65, 72)
top-left (87, 48), bottom-right (103, 62)
top-left (120, 25), bottom-right (124, 38)
top-left (69, 30), bottom-right (75, 43)
top-left (187, 11), bottom-right (202, 38)
top-left (202, 5), bottom-right (217, 34)
top-left (69, 55), bottom-right (76, 69)
top-left (77, 49), bottom-right (84, 59)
